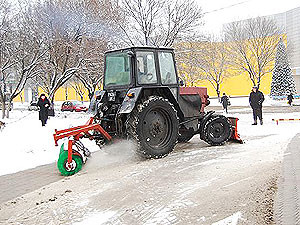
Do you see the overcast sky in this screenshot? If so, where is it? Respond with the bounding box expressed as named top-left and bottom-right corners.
top-left (197, 0), bottom-right (300, 34)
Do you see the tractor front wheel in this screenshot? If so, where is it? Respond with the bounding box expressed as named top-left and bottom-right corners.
top-left (202, 115), bottom-right (232, 146)
top-left (127, 96), bottom-right (179, 159)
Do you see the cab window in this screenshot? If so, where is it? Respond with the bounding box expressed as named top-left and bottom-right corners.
top-left (158, 52), bottom-right (177, 85)
top-left (136, 52), bottom-right (157, 84)
top-left (104, 53), bottom-right (131, 87)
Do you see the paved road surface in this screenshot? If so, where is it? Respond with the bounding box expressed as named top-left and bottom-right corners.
top-left (0, 136), bottom-right (280, 224)
top-left (0, 108), bottom-right (299, 224)
top-left (0, 163), bottom-right (61, 203)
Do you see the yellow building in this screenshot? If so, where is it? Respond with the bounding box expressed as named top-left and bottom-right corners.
top-left (196, 72), bottom-right (272, 97)
top-left (177, 36), bottom-right (287, 97)
top-left (13, 70), bottom-right (272, 102)
top-left (13, 85), bottom-right (91, 102)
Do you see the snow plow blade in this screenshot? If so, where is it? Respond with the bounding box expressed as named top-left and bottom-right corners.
top-left (228, 117), bottom-right (243, 144)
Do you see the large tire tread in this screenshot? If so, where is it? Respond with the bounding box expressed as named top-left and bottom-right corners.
top-left (127, 96), bottom-right (179, 159)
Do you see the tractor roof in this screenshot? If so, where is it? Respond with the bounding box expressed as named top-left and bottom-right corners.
top-left (105, 46), bottom-right (174, 54)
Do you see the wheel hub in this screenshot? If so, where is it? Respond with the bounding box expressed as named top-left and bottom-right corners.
top-left (142, 109), bottom-right (170, 147)
top-left (210, 123), bottom-right (224, 138)
top-left (150, 121), bottom-right (163, 136)
top-left (64, 160), bottom-right (77, 172)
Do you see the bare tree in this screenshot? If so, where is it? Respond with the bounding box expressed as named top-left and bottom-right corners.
top-left (175, 40), bottom-right (204, 86)
top-left (224, 17), bottom-right (282, 88)
top-left (154, 0), bottom-right (203, 46)
top-left (69, 77), bottom-right (87, 102)
top-left (75, 37), bottom-right (107, 100)
top-left (31, 0), bottom-right (118, 102)
top-left (30, 0), bottom-right (87, 102)
top-left (121, 0), bottom-right (203, 47)
top-left (4, 8), bottom-right (48, 118)
top-left (175, 35), bottom-right (232, 96)
top-left (0, 0), bottom-right (16, 118)
top-left (197, 37), bottom-right (232, 98)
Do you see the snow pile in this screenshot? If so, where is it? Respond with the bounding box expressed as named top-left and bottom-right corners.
top-left (0, 110), bottom-right (95, 176)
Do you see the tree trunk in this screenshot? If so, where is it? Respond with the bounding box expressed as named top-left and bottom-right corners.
top-left (257, 76), bottom-right (261, 89)
top-left (216, 83), bottom-right (220, 102)
top-left (65, 87), bottom-right (68, 100)
top-left (80, 95), bottom-right (83, 103)
top-left (6, 105), bottom-right (10, 119)
top-left (88, 90), bottom-right (95, 101)
top-left (0, 93), bottom-right (6, 119)
top-left (1, 102), bottom-right (5, 119)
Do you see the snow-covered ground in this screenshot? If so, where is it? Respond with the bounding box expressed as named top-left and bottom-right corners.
top-left (1, 98), bottom-right (300, 224)
top-left (209, 96), bottom-right (300, 107)
top-left (0, 109), bottom-right (96, 176)
top-left (1, 97), bottom-right (300, 176)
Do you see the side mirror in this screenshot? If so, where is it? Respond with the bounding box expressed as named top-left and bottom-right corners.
top-left (179, 80), bottom-right (185, 87)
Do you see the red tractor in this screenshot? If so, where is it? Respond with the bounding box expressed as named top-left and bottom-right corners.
top-left (54, 47), bottom-right (242, 176)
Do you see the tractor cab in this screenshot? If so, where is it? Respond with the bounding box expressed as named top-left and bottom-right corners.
top-left (104, 47), bottom-right (178, 90)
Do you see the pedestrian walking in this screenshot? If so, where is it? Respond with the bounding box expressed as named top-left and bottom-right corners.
top-left (220, 93), bottom-right (230, 113)
top-left (287, 93), bottom-right (294, 106)
top-left (249, 86), bottom-right (264, 125)
top-left (37, 94), bottom-right (50, 126)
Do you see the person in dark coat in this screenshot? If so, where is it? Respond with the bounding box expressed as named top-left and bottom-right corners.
top-left (37, 94), bottom-right (50, 126)
top-left (249, 86), bottom-right (264, 125)
top-left (287, 93), bottom-right (294, 106)
top-left (220, 93), bottom-right (229, 113)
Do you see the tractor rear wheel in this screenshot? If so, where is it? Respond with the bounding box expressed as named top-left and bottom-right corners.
top-left (202, 115), bottom-right (232, 146)
top-left (127, 96), bottom-right (179, 159)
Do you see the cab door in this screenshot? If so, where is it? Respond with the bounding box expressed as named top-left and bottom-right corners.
top-left (157, 51), bottom-right (179, 100)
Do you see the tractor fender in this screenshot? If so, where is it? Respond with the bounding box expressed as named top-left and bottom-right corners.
top-left (118, 87), bottom-right (184, 120)
top-left (199, 111), bottom-right (215, 139)
top-left (118, 87), bottom-right (143, 114)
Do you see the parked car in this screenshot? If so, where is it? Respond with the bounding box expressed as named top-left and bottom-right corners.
top-left (61, 101), bottom-right (88, 112)
top-left (28, 101), bottom-right (39, 111)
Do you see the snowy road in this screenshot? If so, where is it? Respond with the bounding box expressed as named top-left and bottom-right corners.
top-left (1, 107), bottom-right (300, 224)
top-left (0, 137), bottom-right (278, 225)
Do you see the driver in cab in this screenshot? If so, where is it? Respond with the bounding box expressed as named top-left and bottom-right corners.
top-left (137, 60), bottom-right (155, 84)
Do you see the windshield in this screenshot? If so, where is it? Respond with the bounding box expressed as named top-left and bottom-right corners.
top-left (104, 52), bottom-right (131, 87)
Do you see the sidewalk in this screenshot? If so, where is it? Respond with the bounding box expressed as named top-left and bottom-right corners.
top-left (275, 133), bottom-right (300, 224)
